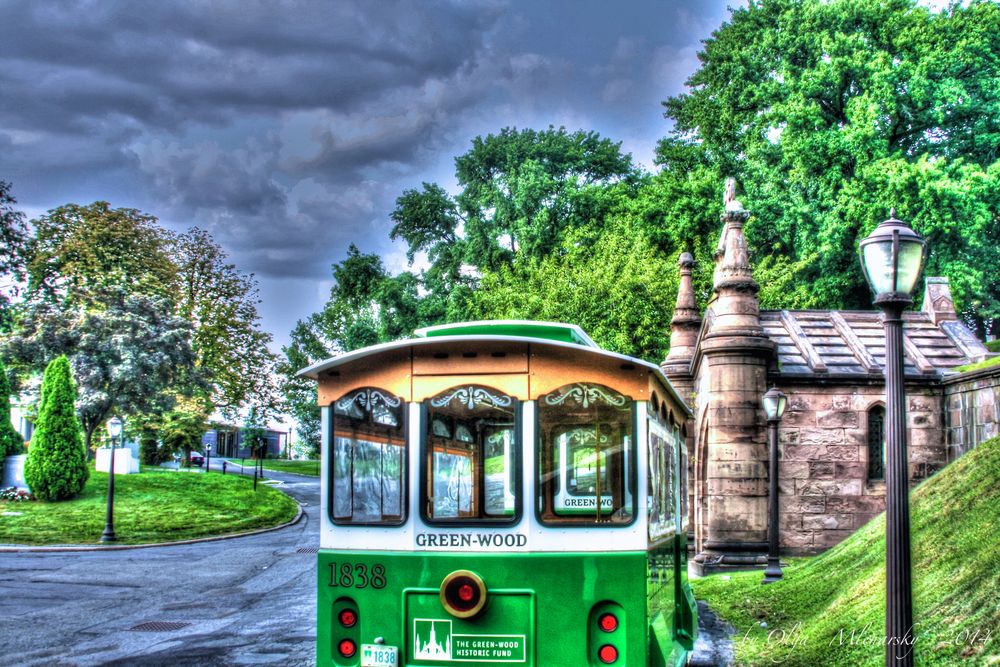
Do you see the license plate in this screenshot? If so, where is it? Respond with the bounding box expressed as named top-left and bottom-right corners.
top-left (361, 644), bottom-right (398, 667)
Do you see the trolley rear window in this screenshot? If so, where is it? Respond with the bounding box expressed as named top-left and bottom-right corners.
top-left (537, 383), bottom-right (636, 525)
top-left (421, 385), bottom-right (520, 525)
top-left (330, 387), bottom-right (407, 525)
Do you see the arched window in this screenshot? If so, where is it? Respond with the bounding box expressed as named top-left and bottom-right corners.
top-left (537, 383), bottom-right (635, 525)
top-left (422, 385), bottom-right (519, 523)
top-left (330, 387), bottom-right (406, 525)
top-left (868, 405), bottom-right (886, 481)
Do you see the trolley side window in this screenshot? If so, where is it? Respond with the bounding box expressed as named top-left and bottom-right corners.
top-left (537, 383), bottom-right (635, 525)
top-left (647, 409), bottom-right (675, 540)
top-left (422, 385), bottom-right (519, 524)
top-left (678, 426), bottom-right (690, 531)
top-left (330, 387), bottom-right (406, 525)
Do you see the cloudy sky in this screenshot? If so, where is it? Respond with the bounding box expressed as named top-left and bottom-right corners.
top-left (1, 0), bottom-right (738, 352)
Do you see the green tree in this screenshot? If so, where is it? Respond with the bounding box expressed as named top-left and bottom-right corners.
top-left (23, 356), bottom-right (88, 500)
top-left (277, 321), bottom-right (327, 458)
top-left (0, 182), bottom-right (29, 333)
top-left (468, 217), bottom-right (678, 360)
top-left (26, 202), bottom-right (178, 306)
top-left (658, 0), bottom-right (1000, 336)
top-left (160, 394), bottom-right (210, 468)
top-left (278, 245), bottom-right (425, 454)
top-left (389, 127), bottom-right (639, 322)
top-left (171, 228), bottom-right (278, 418)
top-left (241, 405), bottom-right (269, 459)
top-left (0, 358), bottom-right (24, 466)
top-left (4, 287), bottom-right (198, 452)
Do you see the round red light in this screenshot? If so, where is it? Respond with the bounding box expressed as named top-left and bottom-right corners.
top-left (440, 570), bottom-right (487, 618)
top-left (338, 609), bottom-right (357, 627)
top-left (598, 613), bottom-right (618, 633)
top-left (598, 644), bottom-right (618, 664)
top-left (338, 639), bottom-right (357, 658)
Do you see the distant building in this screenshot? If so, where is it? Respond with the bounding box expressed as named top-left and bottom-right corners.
top-left (201, 421), bottom-right (291, 459)
top-left (662, 195), bottom-right (998, 574)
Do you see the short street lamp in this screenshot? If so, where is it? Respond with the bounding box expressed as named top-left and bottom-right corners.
top-left (101, 416), bottom-right (124, 544)
top-left (859, 209), bottom-right (927, 666)
top-left (206, 442), bottom-right (212, 473)
top-left (762, 386), bottom-right (787, 584)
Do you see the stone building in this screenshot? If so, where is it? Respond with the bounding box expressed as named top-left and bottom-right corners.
top-left (661, 194), bottom-right (997, 574)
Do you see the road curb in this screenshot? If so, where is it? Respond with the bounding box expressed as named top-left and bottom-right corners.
top-left (0, 492), bottom-right (306, 553)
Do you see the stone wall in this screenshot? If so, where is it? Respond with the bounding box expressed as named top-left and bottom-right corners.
top-left (774, 383), bottom-right (946, 554)
top-left (943, 365), bottom-right (1000, 460)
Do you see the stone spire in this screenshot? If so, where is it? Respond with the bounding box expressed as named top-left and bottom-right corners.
top-left (692, 178), bottom-right (776, 575)
top-left (662, 252), bottom-right (700, 374)
top-left (706, 182), bottom-right (763, 340)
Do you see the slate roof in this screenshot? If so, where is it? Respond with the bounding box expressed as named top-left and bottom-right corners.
top-left (760, 310), bottom-right (989, 379)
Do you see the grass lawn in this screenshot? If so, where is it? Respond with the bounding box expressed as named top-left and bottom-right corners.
top-left (691, 435), bottom-right (1000, 666)
top-left (0, 467), bottom-right (299, 545)
top-left (228, 458), bottom-right (320, 476)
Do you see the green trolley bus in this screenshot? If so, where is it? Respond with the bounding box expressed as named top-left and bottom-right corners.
top-left (299, 321), bottom-right (697, 667)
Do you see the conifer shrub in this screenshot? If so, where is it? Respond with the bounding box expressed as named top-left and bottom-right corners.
top-left (23, 356), bottom-right (88, 500)
top-left (0, 358), bottom-right (25, 465)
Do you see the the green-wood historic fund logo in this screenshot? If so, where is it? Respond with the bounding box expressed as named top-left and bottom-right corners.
top-left (413, 619), bottom-right (526, 663)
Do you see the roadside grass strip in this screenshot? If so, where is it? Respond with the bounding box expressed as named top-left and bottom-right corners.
top-left (0, 466), bottom-right (299, 545)
top-left (228, 458), bottom-right (320, 477)
top-left (691, 435), bottom-right (1000, 667)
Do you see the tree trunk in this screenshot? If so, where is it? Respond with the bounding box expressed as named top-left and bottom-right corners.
top-left (83, 424), bottom-right (96, 460)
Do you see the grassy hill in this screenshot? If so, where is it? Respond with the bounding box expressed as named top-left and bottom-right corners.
top-left (693, 436), bottom-right (1000, 666)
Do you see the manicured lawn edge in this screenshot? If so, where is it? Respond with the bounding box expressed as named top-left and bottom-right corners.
top-left (0, 466), bottom-right (301, 547)
top-left (0, 501), bottom-right (302, 552)
top-left (225, 458), bottom-right (321, 477)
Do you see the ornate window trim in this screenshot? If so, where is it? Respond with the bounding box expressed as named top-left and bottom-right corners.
top-left (542, 383), bottom-right (627, 408)
top-left (430, 385), bottom-right (513, 409)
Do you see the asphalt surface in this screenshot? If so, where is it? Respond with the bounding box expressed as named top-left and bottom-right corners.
top-left (0, 463), bottom-right (319, 666)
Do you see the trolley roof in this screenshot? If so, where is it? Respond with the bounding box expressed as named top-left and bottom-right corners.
top-left (415, 320), bottom-right (598, 348)
top-left (297, 321), bottom-right (692, 417)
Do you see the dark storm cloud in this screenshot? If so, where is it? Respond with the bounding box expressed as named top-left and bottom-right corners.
top-left (1, 0), bottom-right (504, 131)
top-left (0, 0), bottom-right (736, 346)
top-left (1, 0), bottom-right (513, 279)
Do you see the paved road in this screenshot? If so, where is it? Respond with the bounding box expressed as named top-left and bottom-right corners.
top-left (0, 467), bottom-right (319, 666)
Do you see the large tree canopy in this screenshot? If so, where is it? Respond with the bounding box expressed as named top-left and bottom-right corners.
top-left (5, 287), bottom-right (197, 451)
top-left (26, 202), bottom-right (178, 305)
top-left (658, 0), bottom-right (1000, 335)
top-left (389, 127), bottom-right (640, 319)
top-left (172, 228), bottom-right (277, 417)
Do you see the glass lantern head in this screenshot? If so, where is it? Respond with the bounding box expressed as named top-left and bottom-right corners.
top-left (762, 387), bottom-right (787, 421)
top-left (859, 210), bottom-right (927, 299)
top-left (106, 416), bottom-right (123, 439)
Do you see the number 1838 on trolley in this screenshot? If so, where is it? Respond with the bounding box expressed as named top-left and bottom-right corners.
top-left (299, 321), bottom-right (698, 666)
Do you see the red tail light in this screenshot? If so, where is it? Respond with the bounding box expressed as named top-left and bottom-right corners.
top-left (440, 570), bottom-right (488, 618)
top-left (598, 644), bottom-right (618, 664)
top-left (598, 613), bottom-right (618, 633)
top-left (338, 638), bottom-right (357, 658)
top-left (338, 609), bottom-right (357, 628)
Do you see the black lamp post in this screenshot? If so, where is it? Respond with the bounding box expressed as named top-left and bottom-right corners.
top-left (859, 209), bottom-right (927, 666)
top-left (100, 416), bottom-right (123, 544)
top-left (206, 442), bottom-right (212, 473)
top-left (762, 386), bottom-right (787, 584)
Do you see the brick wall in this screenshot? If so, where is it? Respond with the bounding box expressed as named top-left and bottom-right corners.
top-left (943, 365), bottom-right (1000, 460)
top-left (774, 384), bottom-right (946, 554)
